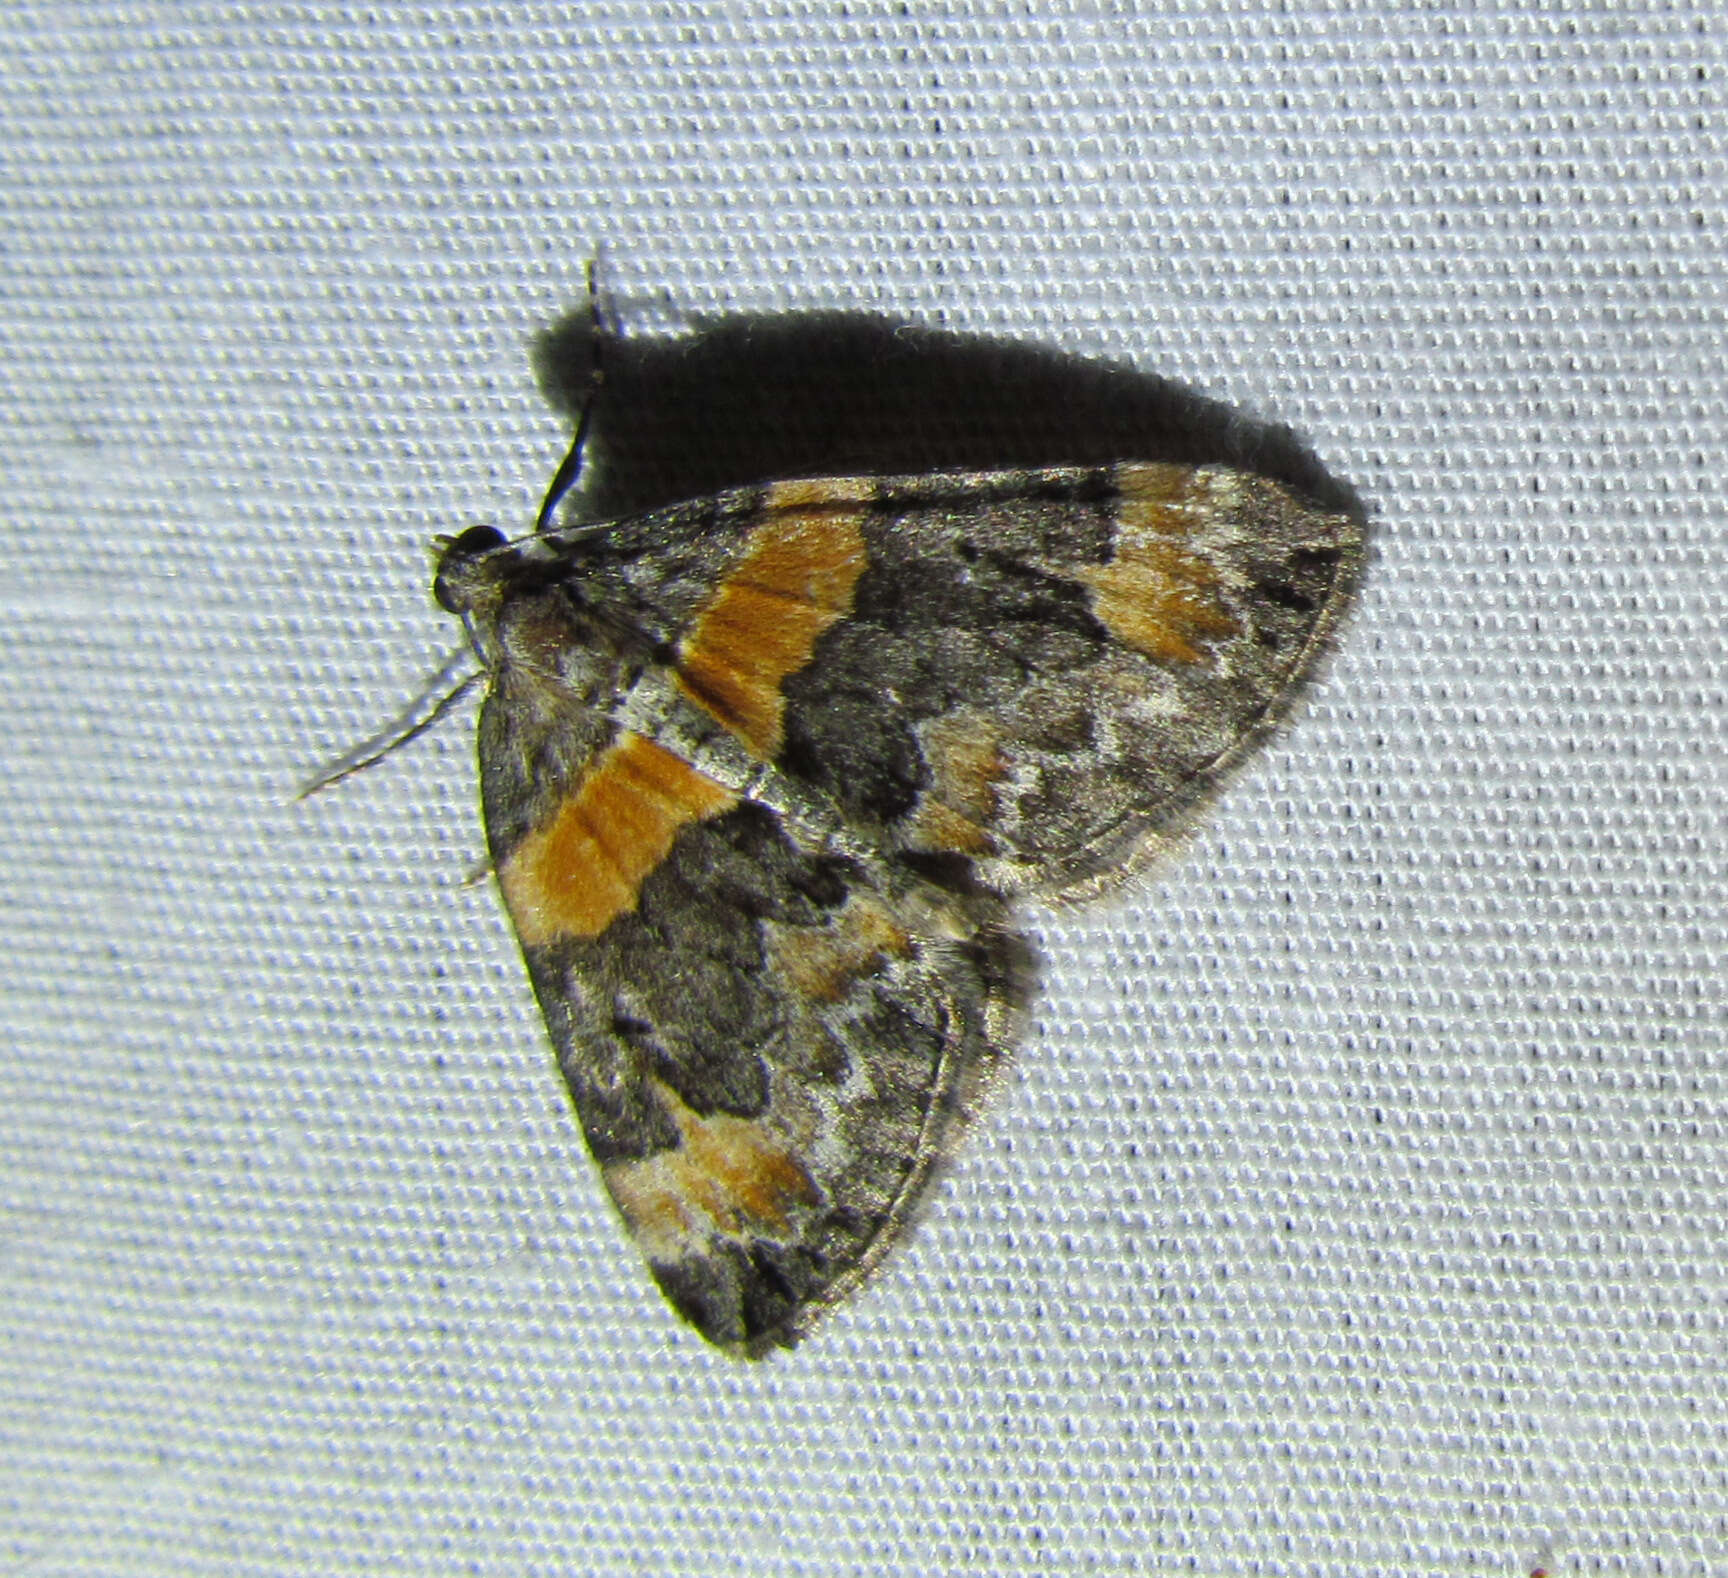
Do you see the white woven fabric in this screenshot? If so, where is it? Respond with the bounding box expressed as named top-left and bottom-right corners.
top-left (4, 3), bottom-right (1723, 1573)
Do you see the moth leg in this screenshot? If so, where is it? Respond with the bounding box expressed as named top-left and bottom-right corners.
top-left (534, 254), bottom-right (608, 535)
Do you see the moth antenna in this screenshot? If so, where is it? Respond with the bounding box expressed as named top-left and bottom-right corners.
top-left (534, 253), bottom-right (607, 535)
top-left (297, 645), bottom-right (484, 800)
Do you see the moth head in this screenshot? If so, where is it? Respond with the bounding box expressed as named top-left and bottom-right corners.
top-left (431, 525), bottom-right (511, 619)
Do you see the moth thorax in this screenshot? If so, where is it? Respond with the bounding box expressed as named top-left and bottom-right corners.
top-left (495, 589), bottom-right (624, 700)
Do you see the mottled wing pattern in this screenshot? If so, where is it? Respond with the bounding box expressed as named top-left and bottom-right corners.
top-left (453, 461), bottom-right (1360, 1353)
top-left (466, 553), bottom-right (1024, 1355)
top-left (688, 465), bottom-right (1363, 900)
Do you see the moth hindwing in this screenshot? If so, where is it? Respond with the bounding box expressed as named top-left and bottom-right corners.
top-left (433, 462), bottom-right (1363, 1356)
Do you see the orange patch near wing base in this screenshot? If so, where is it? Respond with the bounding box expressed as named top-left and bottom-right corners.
top-left (604, 1082), bottom-right (821, 1257)
top-left (675, 480), bottom-right (872, 756)
top-left (498, 733), bottom-right (737, 946)
top-left (1079, 466), bottom-right (1242, 665)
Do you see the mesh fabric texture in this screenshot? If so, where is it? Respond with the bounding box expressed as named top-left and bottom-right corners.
top-left (3, 3), bottom-right (1724, 1573)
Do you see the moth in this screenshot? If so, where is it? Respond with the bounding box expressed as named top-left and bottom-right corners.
top-left (410, 446), bottom-right (1363, 1356)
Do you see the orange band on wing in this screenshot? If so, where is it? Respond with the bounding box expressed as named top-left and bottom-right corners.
top-left (498, 733), bottom-right (737, 945)
top-left (903, 709), bottom-right (1007, 856)
top-left (767, 893), bottom-right (913, 1004)
top-left (675, 480), bottom-right (872, 756)
top-left (1078, 466), bottom-right (1242, 666)
top-left (603, 1081), bottom-right (822, 1257)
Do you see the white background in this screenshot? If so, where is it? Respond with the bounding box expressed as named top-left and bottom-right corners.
top-left (3, 3), bottom-right (1723, 1574)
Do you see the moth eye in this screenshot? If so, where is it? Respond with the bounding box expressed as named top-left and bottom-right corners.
top-left (433, 524), bottom-right (509, 613)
